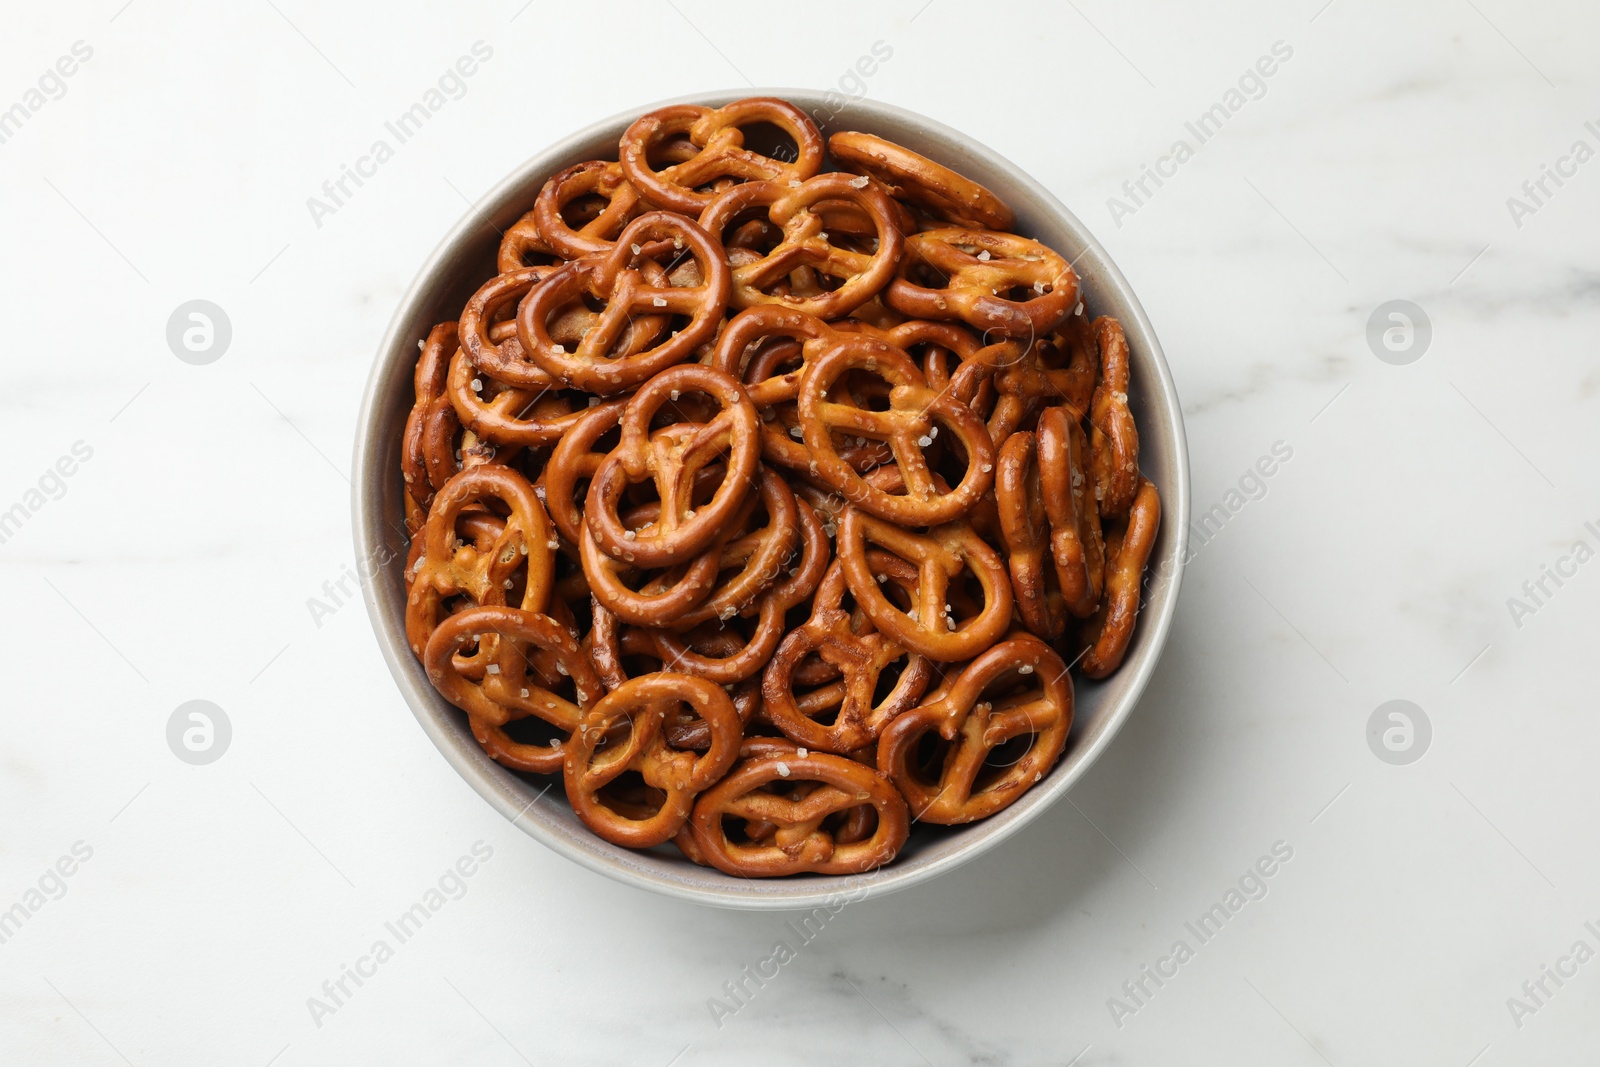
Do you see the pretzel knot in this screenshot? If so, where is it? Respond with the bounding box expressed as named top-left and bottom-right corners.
top-left (796, 336), bottom-right (995, 526)
top-left (829, 130), bottom-right (1015, 231)
top-left (1036, 405), bottom-right (1104, 619)
top-left (877, 634), bottom-right (1073, 824)
top-left (424, 605), bottom-right (604, 775)
top-left (887, 228), bottom-right (1078, 340)
top-left (763, 559), bottom-right (934, 753)
top-left (699, 173), bottom-right (905, 321)
top-left (1088, 316), bottom-right (1140, 518)
top-left (533, 159), bottom-right (644, 260)
top-left (1081, 476), bottom-right (1160, 679)
top-left (405, 464), bottom-right (556, 660)
top-left (837, 503), bottom-right (1013, 662)
top-left (995, 429), bottom-right (1068, 640)
top-left (563, 672), bottom-right (743, 848)
top-left (620, 98), bottom-right (825, 215)
top-left (517, 212), bottom-right (730, 395)
top-left (583, 364), bottom-right (760, 568)
top-left (689, 738), bottom-right (910, 876)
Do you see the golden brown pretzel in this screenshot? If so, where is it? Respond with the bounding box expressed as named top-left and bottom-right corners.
top-left (517, 212), bottom-right (730, 394)
top-left (994, 430), bottom-right (1068, 640)
top-left (619, 97), bottom-right (824, 215)
top-left (829, 131), bottom-right (1015, 230)
top-left (424, 605), bottom-right (604, 774)
top-left (836, 503), bottom-right (1013, 662)
top-left (796, 335), bottom-right (995, 526)
top-left (402, 322), bottom-right (461, 521)
top-left (877, 634), bottom-right (1072, 823)
top-left (1081, 476), bottom-right (1160, 679)
top-left (887, 228), bottom-right (1077, 340)
top-left (698, 174), bottom-right (905, 321)
top-left (762, 559), bottom-right (933, 753)
top-left (583, 364), bottom-right (760, 568)
top-left (563, 672), bottom-right (742, 847)
top-left (533, 160), bottom-right (644, 259)
top-left (689, 739), bottom-right (909, 876)
top-left (1036, 405), bottom-right (1104, 619)
top-left (1089, 316), bottom-right (1140, 519)
top-left (405, 464), bottom-right (556, 659)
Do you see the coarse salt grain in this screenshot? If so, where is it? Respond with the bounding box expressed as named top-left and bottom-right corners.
top-left (623, 529), bottom-right (636, 540)
top-left (653, 297), bottom-right (667, 307)
top-left (631, 243), bottom-right (641, 254)
top-left (1019, 664), bottom-right (1034, 674)
top-left (980, 463), bottom-right (993, 473)
top-left (776, 762), bottom-right (791, 777)
top-left (977, 250), bottom-right (991, 261)
top-left (486, 664), bottom-right (500, 674)
top-left (797, 748), bottom-right (808, 757)
top-left (917, 435), bottom-right (932, 447)
top-left (552, 344), bottom-right (565, 354)
top-left (520, 688), bottom-right (529, 698)
top-left (849, 175), bottom-right (869, 188)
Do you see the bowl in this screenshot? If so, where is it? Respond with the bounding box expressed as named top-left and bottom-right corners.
top-left (353, 88), bottom-right (1190, 910)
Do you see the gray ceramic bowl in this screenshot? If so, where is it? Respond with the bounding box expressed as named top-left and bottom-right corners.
top-left (354, 89), bottom-right (1189, 910)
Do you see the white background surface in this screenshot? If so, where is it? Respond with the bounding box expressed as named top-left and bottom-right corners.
top-left (3, 1), bottom-right (1598, 1063)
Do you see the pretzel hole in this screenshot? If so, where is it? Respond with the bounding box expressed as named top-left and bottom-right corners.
top-left (499, 712), bottom-right (566, 750)
top-left (977, 731), bottom-right (1037, 778)
top-left (733, 121), bottom-right (799, 168)
top-left (596, 771), bottom-right (668, 819)
top-left (557, 194), bottom-right (609, 230)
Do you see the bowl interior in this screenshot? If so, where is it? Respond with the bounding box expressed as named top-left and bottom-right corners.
top-left (354, 89), bottom-right (1190, 909)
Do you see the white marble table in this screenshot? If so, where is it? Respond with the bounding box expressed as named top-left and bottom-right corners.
top-left (3, 1), bottom-right (1597, 1063)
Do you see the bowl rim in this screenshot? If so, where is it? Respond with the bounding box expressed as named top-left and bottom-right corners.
top-left (353, 87), bottom-right (1190, 910)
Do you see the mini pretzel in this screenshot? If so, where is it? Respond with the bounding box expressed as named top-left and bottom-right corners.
top-left (995, 430), bottom-right (1068, 640)
top-left (698, 174), bottom-right (904, 321)
top-left (405, 465), bottom-right (556, 659)
top-left (1081, 477), bottom-right (1160, 679)
top-left (877, 634), bottom-right (1072, 823)
top-left (796, 336), bottom-right (995, 526)
top-left (458, 266), bottom-right (564, 390)
top-left (763, 560), bottom-right (933, 753)
top-left (518, 212), bottom-right (730, 394)
top-left (836, 504), bottom-right (1013, 662)
top-left (402, 322), bottom-right (461, 521)
top-left (563, 672), bottom-right (742, 847)
top-left (887, 228), bottom-right (1077, 340)
top-left (424, 605), bottom-right (604, 774)
top-left (1036, 405), bottom-right (1104, 618)
top-left (533, 159), bottom-right (644, 259)
top-left (829, 131), bottom-right (1015, 231)
top-left (584, 364), bottom-right (760, 568)
top-left (689, 740), bottom-right (909, 876)
top-left (1089, 316), bottom-right (1140, 518)
top-left (620, 97), bottom-right (824, 215)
